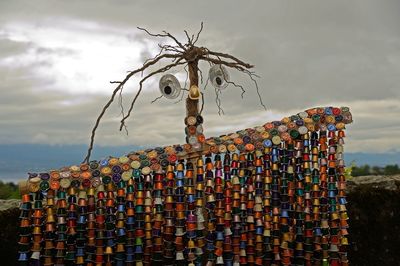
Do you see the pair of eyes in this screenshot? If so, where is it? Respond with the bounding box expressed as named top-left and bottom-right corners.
top-left (159, 64), bottom-right (230, 99)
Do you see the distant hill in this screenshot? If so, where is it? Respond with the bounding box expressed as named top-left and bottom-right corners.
top-left (345, 152), bottom-right (400, 167)
top-left (0, 144), bottom-right (399, 182)
top-left (0, 144), bottom-right (141, 182)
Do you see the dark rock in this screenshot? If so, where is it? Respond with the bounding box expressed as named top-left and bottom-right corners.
top-left (347, 175), bottom-right (400, 191)
top-left (0, 206), bottom-right (19, 266)
top-left (347, 184), bottom-right (400, 266)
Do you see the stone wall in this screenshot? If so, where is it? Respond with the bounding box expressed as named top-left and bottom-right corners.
top-left (347, 175), bottom-right (400, 266)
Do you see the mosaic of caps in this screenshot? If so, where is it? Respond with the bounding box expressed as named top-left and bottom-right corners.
top-left (18, 106), bottom-right (352, 266)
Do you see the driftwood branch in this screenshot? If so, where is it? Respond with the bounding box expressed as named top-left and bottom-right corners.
top-left (83, 23), bottom-right (266, 163)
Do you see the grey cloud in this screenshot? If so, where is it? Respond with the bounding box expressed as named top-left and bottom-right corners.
top-left (0, 38), bottom-right (32, 58)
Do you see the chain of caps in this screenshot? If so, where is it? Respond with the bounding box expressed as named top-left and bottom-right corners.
top-left (18, 106), bottom-right (351, 266)
top-left (184, 114), bottom-right (204, 150)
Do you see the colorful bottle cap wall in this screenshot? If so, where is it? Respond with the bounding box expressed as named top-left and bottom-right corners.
top-left (18, 106), bottom-right (352, 266)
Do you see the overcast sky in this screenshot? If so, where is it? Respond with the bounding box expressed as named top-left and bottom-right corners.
top-left (1, 0), bottom-right (400, 156)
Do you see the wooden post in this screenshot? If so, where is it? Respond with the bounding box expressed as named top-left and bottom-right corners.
top-left (186, 60), bottom-right (199, 117)
top-left (185, 60), bottom-right (202, 169)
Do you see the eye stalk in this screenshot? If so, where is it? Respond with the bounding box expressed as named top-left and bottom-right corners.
top-left (159, 74), bottom-right (182, 99)
top-left (209, 64), bottom-right (230, 90)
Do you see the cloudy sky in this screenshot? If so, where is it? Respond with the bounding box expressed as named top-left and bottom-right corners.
top-left (1, 0), bottom-right (400, 164)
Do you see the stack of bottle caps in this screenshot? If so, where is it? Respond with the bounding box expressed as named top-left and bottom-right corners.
top-left (175, 162), bottom-right (186, 263)
top-left (115, 184), bottom-right (127, 265)
top-left (195, 158), bottom-right (205, 266)
top-left (338, 130), bottom-right (349, 265)
top-left (133, 173), bottom-right (144, 265)
top-left (104, 184), bottom-right (115, 265)
top-left (18, 193), bottom-right (32, 265)
top-left (214, 155), bottom-right (225, 265)
top-left (164, 165), bottom-right (176, 265)
top-left (204, 157), bottom-right (216, 265)
top-left (65, 188), bottom-right (77, 264)
top-left (185, 162), bottom-right (197, 266)
top-left (254, 155), bottom-right (265, 265)
top-left (238, 154), bottom-right (247, 265)
top-left (31, 191), bottom-right (43, 265)
top-left (230, 154), bottom-right (241, 266)
top-left (125, 179), bottom-right (135, 265)
top-left (152, 171), bottom-right (164, 263)
top-left (184, 114), bottom-right (205, 151)
top-left (44, 189), bottom-right (55, 265)
top-left (95, 185), bottom-right (106, 265)
top-left (223, 154), bottom-right (233, 266)
top-left (143, 174), bottom-right (153, 265)
top-left (262, 148), bottom-right (273, 264)
top-left (311, 131), bottom-right (322, 264)
top-left (319, 130), bottom-right (331, 266)
top-left (294, 138), bottom-right (305, 265)
top-left (303, 133), bottom-right (314, 264)
top-left (55, 190), bottom-right (67, 264)
top-left (76, 190), bottom-right (87, 265)
top-left (86, 187), bottom-right (96, 264)
top-left (245, 153), bottom-right (255, 265)
top-left (18, 106), bottom-right (352, 266)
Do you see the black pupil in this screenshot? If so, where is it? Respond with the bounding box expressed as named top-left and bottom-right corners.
top-left (164, 85), bottom-right (172, 94)
top-left (215, 77), bottom-right (222, 86)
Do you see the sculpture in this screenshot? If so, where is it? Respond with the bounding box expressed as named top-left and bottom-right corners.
top-left (18, 25), bottom-right (352, 266)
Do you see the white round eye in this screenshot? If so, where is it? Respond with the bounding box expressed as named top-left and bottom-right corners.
top-left (209, 64), bottom-right (230, 90)
top-left (159, 74), bottom-right (181, 99)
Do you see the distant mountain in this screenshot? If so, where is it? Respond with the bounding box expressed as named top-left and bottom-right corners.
top-left (345, 152), bottom-right (400, 167)
top-left (0, 144), bottom-right (399, 182)
top-left (0, 144), bottom-right (141, 182)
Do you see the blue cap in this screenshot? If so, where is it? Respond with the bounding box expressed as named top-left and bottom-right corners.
top-left (176, 179), bottom-right (184, 187)
top-left (106, 239), bottom-right (115, 246)
top-left (243, 136), bottom-right (251, 144)
top-left (134, 246), bottom-right (143, 254)
top-left (255, 166), bottom-right (263, 175)
top-left (100, 159), bottom-right (109, 166)
top-left (112, 165), bottom-right (122, 173)
top-left (206, 242), bottom-right (215, 251)
top-left (263, 139), bottom-right (272, 147)
top-left (327, 124), bottom-right (336, 131)
top-left (339, 197), bottom-right (347, 205)
top-left (112, 173), bottom-right (122, 183)
top-left (187, 231), bottom-right (196, 238)
top-left (225, 260), bottom-right (233, 266)
top-left (187, 195), bottom-right (195, 203)
top-left (325, 107), bottom-right (333, 115)
top-left (117, 204), bottom-right (125, 212)
top-left (177, 172), bottom-right (184, 178)
top-left (117, 228), bottom-right (126, 236)
top-left (335, 115), bottom-right (343, 122)
top-left (78, 215), bottom-right (86, 224)
top-left (18, 252), bottom-right (29, 261)
top-left (76, 248), bottom-right (85, 257)
top-left (281, 210), bottom-right (289, 218)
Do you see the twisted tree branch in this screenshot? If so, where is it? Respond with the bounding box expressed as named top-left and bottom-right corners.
top-left (83, 23), bottom-right (266, 163)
